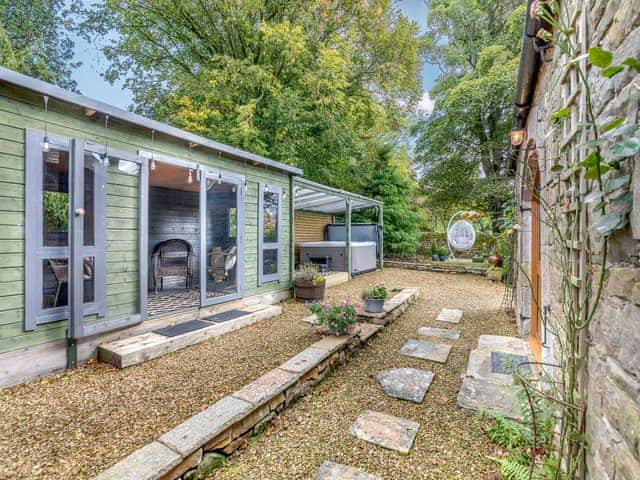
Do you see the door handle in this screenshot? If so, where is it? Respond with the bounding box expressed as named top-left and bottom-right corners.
top-left (75, 208), bottom-right (86, 217)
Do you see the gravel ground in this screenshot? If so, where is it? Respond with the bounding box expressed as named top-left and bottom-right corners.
top-left (0, 268), bottom-right (514, 479)
top-left (208, 269), bottom-right (516, 480)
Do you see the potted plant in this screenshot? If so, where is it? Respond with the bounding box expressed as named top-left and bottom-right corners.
top-left (309, 300), bottom-right (357, 336)
top-left (488, 253), bottom-right (502, 267)
top-left (438, 246), bottom-right (449, 261)
top-left (487, 266), bottom-right (503, 282)
top-left (361, 284), bottom-right (388, 313)
top-left (294, 264), bottom-right (326, 301)
top-left (430, 243), bottom-right (440, 261)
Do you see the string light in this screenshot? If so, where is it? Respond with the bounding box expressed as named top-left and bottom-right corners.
top-left (187, 169), bottom-right (193, 184)
top-left (150, 129), bottom-right (156, 171)
top-left (42, 95), bottom-right (49, 152)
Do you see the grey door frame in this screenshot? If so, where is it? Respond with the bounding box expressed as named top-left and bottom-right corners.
top-left (200, 167), bottom-right (245, 307)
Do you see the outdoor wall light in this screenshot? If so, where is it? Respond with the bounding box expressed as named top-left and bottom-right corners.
top-left (509, 127), bottom-right (527, 147)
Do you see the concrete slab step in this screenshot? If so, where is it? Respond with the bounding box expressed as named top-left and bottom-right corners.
top-left (399, 339), bottom-right (452, 363)
top-left (314, 461), bottom-right (380, 480)
top-left (349, 410), bottom-right (419, 454)
top-left (98, 305), bottom-right (281, 368)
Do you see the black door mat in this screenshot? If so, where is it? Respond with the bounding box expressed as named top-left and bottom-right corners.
top-left (153, 319), bottom-right (213, 337)
top-left (202, 309), bottom-right (251, 323)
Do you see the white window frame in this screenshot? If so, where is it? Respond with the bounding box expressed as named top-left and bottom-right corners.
top-left (258, 183), bottom-right (282, 285)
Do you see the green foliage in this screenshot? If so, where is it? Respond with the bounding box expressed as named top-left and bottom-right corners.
top-left (79, 0), bottom-right (424, 192)
top-left (414, 1), bottom-right (526, 230)
top-left (295, 264), bottom-right (324, 286)
top-left (43, 191), bottom-right (69, 232)
top-left (310, 299), bottom-right (357, 335)
top-left (484, 384), bottom-right (559, 480)
top-left (361, 145), bottom-right (422, 257)
top-left (0, 0), bottom-right (79, 90)
top-left (361, 284), bottom-right (387, 300)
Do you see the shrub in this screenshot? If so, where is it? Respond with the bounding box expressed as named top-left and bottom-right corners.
top-left (295, 264), bottom-right (324, 285)
top-left (309, 299), bottom-right (357, 335)
top-left (362, 284), bottom-right (388, 300)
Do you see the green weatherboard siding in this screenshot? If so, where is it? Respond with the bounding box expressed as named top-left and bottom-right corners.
top-left (0, 86), bottom-right (292, 354)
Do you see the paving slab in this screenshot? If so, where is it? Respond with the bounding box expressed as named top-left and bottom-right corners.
top-left (377, 368), bottom-right (434, 403)
top-left (314, 461), bottom-right (381, 480)
top-left (399, 339), bottom-right (452, 363)
top-left (477, 335), bottom-right (530, 354)
top-left (349, 410), bottom-right (419, 454)
top-left (232, 368), bottom-right (299, 406)
top-left (280, 347), bottom-right (330, 374)
top-left (417, 326), bottom-right (461, 340)
top-left (457, 377), bottom-right (519, 420)
top-left (94, 441), bottom-right (182, 480)
top-left (436, 308), bottom-right (463, 324)
top-left (159, 396), bottom-right (253, 456)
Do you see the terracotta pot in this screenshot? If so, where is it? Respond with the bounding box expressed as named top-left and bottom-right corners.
top-left (294, 278), bottom-right (326, 301)
top-left (488, 254), bottom-right (502, 267)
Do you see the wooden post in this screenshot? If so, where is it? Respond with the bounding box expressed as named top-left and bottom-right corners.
top-left (345, 198), bottom-right (352, 279)
top-left (289, 176), bottom-right (296, 286)
top-left (378, 204), bottom-right (384, 269)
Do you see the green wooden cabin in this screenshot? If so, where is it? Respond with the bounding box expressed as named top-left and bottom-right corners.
top-left (0, 68), bottom-right (382, 387)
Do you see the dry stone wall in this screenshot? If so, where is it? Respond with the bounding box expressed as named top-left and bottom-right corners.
top-left (515, 1), bottom-right (640, 478)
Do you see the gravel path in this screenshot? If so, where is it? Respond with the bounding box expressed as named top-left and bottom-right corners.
top-left (0, 268), bottom-right (513, 479)
top-left (207, 269), bottom-right (516, 480)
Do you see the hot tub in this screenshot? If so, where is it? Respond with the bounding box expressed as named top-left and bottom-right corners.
top-left (298, 241), bottom-right (377, 275)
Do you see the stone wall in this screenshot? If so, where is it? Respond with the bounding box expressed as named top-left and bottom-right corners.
top-left (514, 1), bottom-right (640, 479)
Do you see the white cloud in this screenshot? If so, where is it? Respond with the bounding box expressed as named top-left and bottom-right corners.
top-left (417, 91), bottom-right (435, 115)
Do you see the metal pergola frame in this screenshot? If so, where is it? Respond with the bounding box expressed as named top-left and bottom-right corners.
top-left (292, 177), bottom-right (384, 277)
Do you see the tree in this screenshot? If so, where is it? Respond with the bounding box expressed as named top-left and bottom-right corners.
top-left (79, 0), bottom-right (424, 192)
top-left (0, 0), bottom-right (80, 91)
top-left (414, 0), bottom-right (525, 230)
top-left (362, 145), bottom-right (422, 257)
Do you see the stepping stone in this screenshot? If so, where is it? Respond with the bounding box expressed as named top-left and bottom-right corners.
top-left (349, 410), bottom-right (419, 454)
top-left (417, 326), bottom-right (460, 340)
top-left (457, 377), bottom-right (519, 420)
top-left (314, 461), bottom-right (381, 480)
top-left (377, 368), bottom-right (434, 403)
top-left (436, 308), bottom-right (463, 324)
top-left (399, 339), bottom-right (451, 363)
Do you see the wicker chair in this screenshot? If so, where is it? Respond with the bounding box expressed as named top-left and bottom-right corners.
top-left (151, 239), bottom-right (193, 294)
top-left (208, 246), bottom-right (237, 285)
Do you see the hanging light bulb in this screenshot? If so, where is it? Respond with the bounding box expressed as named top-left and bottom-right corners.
top-left (264, 184), bottom-right (269, 193)
top-left (187, 169), bottom-right (193, 185)
top-left (232, 185), bottom-right (236, 193)
top-left (150, 129), bottom-right (156, 170)
top-left (41, 95), bottom-right (50, 152)
top-left (282, 188), bottom-right (287, 199)
top-left (244, 179), bottom-right (248, 192)
top-left (217, 171), bottom-right (222, 184)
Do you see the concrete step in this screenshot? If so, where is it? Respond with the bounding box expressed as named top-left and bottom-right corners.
top-left (98, 304), bottom-right (281, 368)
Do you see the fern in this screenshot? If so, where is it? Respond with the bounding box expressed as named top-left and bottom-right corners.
top-left (496, 456), bottom-right (530, 480)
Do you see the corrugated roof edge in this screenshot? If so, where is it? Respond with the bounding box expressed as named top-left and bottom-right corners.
top-left (0, 67), bottom-right (303, 176)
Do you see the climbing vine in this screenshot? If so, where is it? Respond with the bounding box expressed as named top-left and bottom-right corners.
top-left (488, 1), bottom-right (640, 479)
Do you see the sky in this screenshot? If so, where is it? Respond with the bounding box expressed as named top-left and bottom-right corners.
top-left (70, 0), bottom-right (439, 113)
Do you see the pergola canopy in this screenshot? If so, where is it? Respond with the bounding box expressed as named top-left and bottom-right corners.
top-left (294, 177), bottom-right (381, 213)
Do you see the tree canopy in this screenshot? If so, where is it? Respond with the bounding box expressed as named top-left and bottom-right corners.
top-left (80, 0), bottom-right (424, 192)
top-left (0, 0), bottom-right (79, 90)
top-left (414, 0), bottom-right (525, 230)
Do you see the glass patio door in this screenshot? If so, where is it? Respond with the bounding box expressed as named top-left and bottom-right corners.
top-left (200, 168), bottom-right (244, 306)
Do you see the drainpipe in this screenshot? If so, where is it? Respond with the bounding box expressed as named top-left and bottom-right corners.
top-left (508, 0), bottom-right (546, 171)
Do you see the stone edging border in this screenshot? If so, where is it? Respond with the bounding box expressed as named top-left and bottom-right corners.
top-left (385, 260), bottom-right (488, 276)
top-left (94, 287), bottom-right (420, 480)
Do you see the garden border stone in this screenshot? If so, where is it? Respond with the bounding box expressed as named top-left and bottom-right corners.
top-left (92, 287), bottom-right (420, 480)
